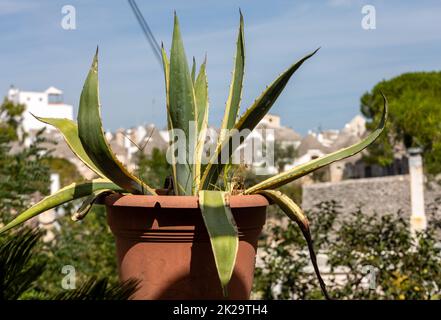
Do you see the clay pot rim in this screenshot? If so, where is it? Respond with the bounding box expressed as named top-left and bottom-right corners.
top-left (104, 193), bottom-right (270, 209)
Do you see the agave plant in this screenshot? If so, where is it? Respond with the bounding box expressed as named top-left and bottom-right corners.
top-left (0, 12), bottom-right (387, 299)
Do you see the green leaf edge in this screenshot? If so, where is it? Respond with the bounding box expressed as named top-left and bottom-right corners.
top-left (0, 179), bottom-right (125, 234)
top-left (198, 190), bottom-right (239, 296)
top-left (255, 189), bottom-right (331, 300)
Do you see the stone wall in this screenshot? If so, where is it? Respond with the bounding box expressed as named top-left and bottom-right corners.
top-left (302, 175), bottom-right (441, 217)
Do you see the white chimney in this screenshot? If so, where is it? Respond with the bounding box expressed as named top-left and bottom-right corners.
top-left (50, 173), bottom-right (60, 194)
top-left (408, 148), bottom-right (426, 233)
top-left (38, 173), bottom-right (60, 242)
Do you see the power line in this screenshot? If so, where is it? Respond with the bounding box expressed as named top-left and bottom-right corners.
top-left (127, 0), bottom-right (162, 67)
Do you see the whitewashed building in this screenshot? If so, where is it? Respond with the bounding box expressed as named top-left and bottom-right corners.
top-left (7, 86), bottom-right (73, 132)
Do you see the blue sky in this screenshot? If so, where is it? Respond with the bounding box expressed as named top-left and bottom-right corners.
top-left (1, 0), bottom-right (440, 134)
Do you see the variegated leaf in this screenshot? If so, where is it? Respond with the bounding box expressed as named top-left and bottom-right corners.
top-left (169, 14), bottom-right (197, 195)
top-left (201, 49), bottom-right (319, 190)
top-left (256, 189), bottom-right (330, 300)
top-left (199, 190), bottom-right (238, 296)
top-left (78, 49), bottom-right (156, 195)
top-left (0, 179), bottom-right (124, 234)
top-left (218, 10), bottom-right (245, 144)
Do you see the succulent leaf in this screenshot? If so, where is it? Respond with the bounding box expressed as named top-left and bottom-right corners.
top-left (194, 58), bottom-right (209, 134)
top-left (191, 56), bottom-right (196, 84)
top-left (161, 45), bottom-right (178, 195)
top-left (219, 11), bottom-right (245, 143)
top-left (194, 58), bottom-right (209, 191)
top-left (78, 49), bottom-right (156, 195)
top-left (169, 14), bottom-right (197, 195)
top-left (255, 189), bottom-right (330, 300)
top-left (32, 116), bottom-right (106, 179)
top-left (0, 179), bottom-right (125, 234)
top-left (71, 189), bottom-right (114, 221)
top-left (201, 49), bottom-right (319, 190)
top-left (198, 190), bottom-right (239, 296)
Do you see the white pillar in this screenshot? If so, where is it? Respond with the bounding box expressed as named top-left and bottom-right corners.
top-left (50, 172), bottom-right (60, 194)
top-left (38, 173), bottom-right (60, 242)
top-left (408, 148), bottom-right (426, 233)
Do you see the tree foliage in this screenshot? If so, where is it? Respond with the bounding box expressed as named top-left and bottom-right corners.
top-left (360, 72), bottom-right (441, 174)
top-left (0, 99), bottom-right (51, 223)
top-left (0, 228), bottom-right (137, 300)
top-left (36, 205), bottom-right (120, 296)
top-left (254, 201), bottom-right (441, 300)
top-left (0, 98), bottom-right (26, 141)
top-left (274, 142), bottom-right (297, 173)
top-left (43, 157), bottom-right (84, 187)
top-left (135, 148), bottom-right (170, 189)
top-left (0, 97), bottom-right (128, 299)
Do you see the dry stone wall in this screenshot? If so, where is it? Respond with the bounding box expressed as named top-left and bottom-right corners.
top-left (302, 175), bottom-right (441, 218)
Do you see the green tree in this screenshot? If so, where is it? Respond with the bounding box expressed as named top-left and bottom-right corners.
top-left (274, 142), bottom-right (297, 173)
top-left (360, 72), bottom-right (441, 174)
top-left (254, 201), bottom-right (441, 300)
top-left (0, 98), bottom-right (25, 141)
top-left (36, 206), bottom-right (120, 296)
top-left (135, 148), bottom-right (170, 189)
top-left (43, 157), bottom-right (84, 186)
top-left (0, 99), bottom-right (51, 223)
top-left (0, 98), bottom-right (136, 299)
top-left (253, 201), bottom-right (338, 299)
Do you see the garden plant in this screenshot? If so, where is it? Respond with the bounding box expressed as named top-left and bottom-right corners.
top-left (0, 12), bottom-right (387, 299)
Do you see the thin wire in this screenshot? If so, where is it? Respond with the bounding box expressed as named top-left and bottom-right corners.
top-left (127, 0), bottom-right (162, 67)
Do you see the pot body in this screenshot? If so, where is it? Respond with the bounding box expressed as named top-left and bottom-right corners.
top-left (105, 194), bottom-right (268, 300)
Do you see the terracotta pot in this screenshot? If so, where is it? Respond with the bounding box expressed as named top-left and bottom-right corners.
top-left (105, 193), bottom-right (269, 300)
